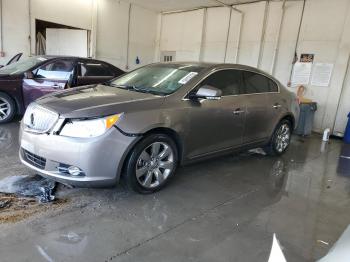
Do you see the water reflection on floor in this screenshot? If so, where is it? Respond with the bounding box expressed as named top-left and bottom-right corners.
top-left (0, 121), bottom-right (349, 262)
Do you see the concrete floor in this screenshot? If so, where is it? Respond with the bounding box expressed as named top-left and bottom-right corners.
top-left (0, 121), bottom-right (350, 262)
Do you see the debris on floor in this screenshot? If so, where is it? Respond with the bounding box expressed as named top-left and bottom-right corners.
top-left (0, 175), bottom-right (68, 224)
top-left (248, 148), bottom-right (267, 156)
top-left (0, 175), bottom-right (56, 203)
top-left (0, 193), bottom-right (68, 224)
top-left (0, 199), bottom-right (11, 209)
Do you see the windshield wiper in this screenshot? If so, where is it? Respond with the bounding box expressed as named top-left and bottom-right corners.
top-left (109, 84), bottom-right (163, 95)
top-left (109, 84), bottom-right (139, 91)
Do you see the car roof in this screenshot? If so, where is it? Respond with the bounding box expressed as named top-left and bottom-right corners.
top-left (32, 55), bottom-right (92, 60)
top-left (155, 61), bottom-right (271, 76)
top-left (29, 55), bottom-right (122, 70)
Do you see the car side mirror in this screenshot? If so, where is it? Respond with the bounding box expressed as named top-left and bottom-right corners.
top-left (190, 85), bottom-right (222, 100)
top-left (24, 71), bottom-right (34, 79)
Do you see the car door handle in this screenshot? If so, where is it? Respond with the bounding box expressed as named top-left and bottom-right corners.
top-left (273, 103), bottom-right (282, 109)
top-left (52, 84), bottom-right (62, 89)
top-left (233, 109), bottom-right (245, 115)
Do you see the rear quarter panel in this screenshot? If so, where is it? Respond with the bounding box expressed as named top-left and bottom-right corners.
top-left (0, 78), bottom-right (25, 114)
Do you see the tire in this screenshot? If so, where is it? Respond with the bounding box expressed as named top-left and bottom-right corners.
top-left (0, 93), bottom-right (16, 124)
top-left (265, 119), bottom-right (292, 156)
top-left (124, 133), bottom-right (178, 194)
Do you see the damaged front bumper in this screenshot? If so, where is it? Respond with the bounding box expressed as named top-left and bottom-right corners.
top-left (19, 125), bottom-right (139, 187)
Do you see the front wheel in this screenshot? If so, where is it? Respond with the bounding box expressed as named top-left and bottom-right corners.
top-left (0, 93), bottom-right (16, 124)
top-left (265, 120), bottom-right (292, 156)
top-left (124, 134), bottom-right (178, 194)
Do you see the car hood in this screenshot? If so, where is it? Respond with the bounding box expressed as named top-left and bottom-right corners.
top-left (0, 73), bottom-right (22, 80)
top-left (36, 84), bottom-right (165, 118)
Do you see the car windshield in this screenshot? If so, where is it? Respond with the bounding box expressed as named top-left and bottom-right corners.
top-left (0, 56), bottom-right (48, 75)
top-left (109, 64), bottom-right (204, 95)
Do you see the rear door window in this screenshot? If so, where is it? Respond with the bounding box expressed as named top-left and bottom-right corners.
top-left (79, 62), bottom-right (114, 77)
top-left (199, 69), bottom-right (243, 96)
top-left (241, 71), bottom-right (278, 94)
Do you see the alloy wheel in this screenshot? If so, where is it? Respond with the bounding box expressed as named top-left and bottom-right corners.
top-left (0, 98), bottom-right (10, 121)
top-left (135, 142), bottom-right (175, 189)
top-left (275, 123), bottom-right (291, 153)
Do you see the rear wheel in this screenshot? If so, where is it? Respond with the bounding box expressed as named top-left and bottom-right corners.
top-left (124, 134), bottom-right (178, 194)
top-left (0, 93), bottom-right (16, 124)
top-left (265, 119), bottom-right (292, 156)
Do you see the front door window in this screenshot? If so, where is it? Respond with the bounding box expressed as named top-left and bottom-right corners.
top-left (22, 60), bottom-right (75, 107)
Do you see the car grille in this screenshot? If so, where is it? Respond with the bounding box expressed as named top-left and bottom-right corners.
top-left (22, 149), bottom-right (46, 170)
top-left (23, 103), bottom-right (59, 133)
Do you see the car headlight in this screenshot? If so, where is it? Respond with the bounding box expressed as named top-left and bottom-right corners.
top-left (60, 114), bottom-right (123, 138)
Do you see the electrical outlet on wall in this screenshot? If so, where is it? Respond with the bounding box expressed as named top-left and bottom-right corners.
top-left (0, 51), bottom-right (5, 57)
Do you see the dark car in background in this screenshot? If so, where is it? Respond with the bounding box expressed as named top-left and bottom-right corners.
top-left (0, 56), bottom-right (124, 123)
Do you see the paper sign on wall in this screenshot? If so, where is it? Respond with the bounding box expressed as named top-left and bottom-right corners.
top-left (300, 54), bottom-right (315, 63)
top-left (311, 63), bottom-right (334, 87)
top-left (291, 62), bottom-right (312, 87)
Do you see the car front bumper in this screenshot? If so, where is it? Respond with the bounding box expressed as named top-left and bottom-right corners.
top-left (19, 126), bottom-right (139, 187)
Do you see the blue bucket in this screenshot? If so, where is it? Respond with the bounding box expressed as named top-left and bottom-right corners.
top-left (344, 113), bottom-right (350, 144)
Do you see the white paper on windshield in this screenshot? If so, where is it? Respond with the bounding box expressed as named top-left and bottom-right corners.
top-left (178, 72), bottom-right (198, 84)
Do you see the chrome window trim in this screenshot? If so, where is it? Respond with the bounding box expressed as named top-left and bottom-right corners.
top-left (182, 67), bottom-right (280, 101)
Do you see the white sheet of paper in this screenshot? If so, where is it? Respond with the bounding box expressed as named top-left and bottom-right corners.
top-left (311, 63), bottom-right (334, 87)
top-left (291, 62), bottom-right (312, 87)
top-left (178, 72), bottom-right (198, 84)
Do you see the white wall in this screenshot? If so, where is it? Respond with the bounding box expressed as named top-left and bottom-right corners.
top-left (95, 0), bottom-right (158, 71)
top-left (96, 0), bottom-right (129, 69)
top-left (29, 0), bottom-right (95, 55)
top-left (46, 29), bottom-right (88, 57)
top-left (0, 0), bottom-right (349, 134)
top-left (0, 0), bottom-right (30, 65)
top-left (0, 0), bottom-right (94, 65)
top-left (158, 0), bottom-right (350, 134)
top-left (0, 0), bottom-right (158, 71)
top-left (128, 4), bottom-right (158, 70)
top-left (160, 9), bottom-right (204, 61)
top-left (201, 7), bottom-right (230, 63)
top-left (296, 0), bottom-right (350, 133)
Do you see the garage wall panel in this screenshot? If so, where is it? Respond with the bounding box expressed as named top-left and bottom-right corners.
top-left (235, 1), bottom-right (266, 67)
top-left (96, 0), bottom-right (158, 71)
top-left (292, 0), bottom-right (350, 132)
top-left (129, 5), bottom-right (158, 70)
top-left (0, 0), bottom-right (94, 63)
top-left (201, 7), bottom-right (231, 63)
top-left (324, 0), bottom-right (350, 134)
top-left (225, 10), bottom-right (242, 63)
top-left (273, 1), bottom-right (304, 86)
top-left (96, 0), bottom-right (129, 69)
top-left (46, 29), bottom-right (88, 57)
top-left (160, 9), bottom-right (204, 61)
top-left (259, 1), bottom-right (283, 74)
top-left (0, 0), bottom-right (30, 65)
top-left (30, 0), bottom-right (93, 29)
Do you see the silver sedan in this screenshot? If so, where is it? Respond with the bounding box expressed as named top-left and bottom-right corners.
top-left (19, 62), bottom-right (300, 193)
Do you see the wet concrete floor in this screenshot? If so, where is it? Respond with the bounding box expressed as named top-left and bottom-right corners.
top-left (0, 121), bottom-right (350, 262)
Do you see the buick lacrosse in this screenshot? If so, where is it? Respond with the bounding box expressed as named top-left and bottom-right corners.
top-left (20, 62), bottom-right (299, 193)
